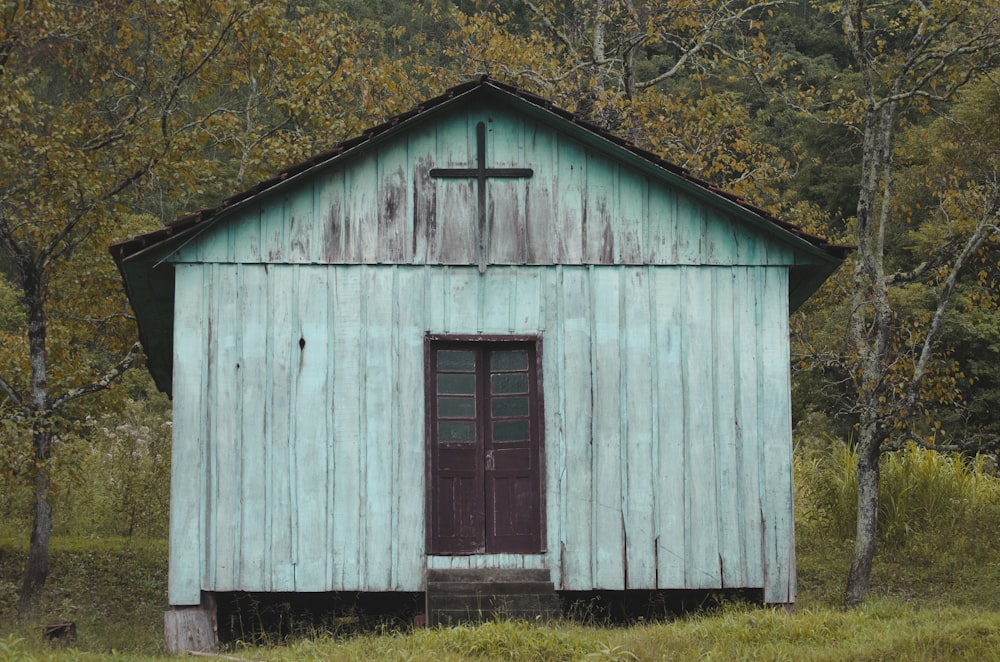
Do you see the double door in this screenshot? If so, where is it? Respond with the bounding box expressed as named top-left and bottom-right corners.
top-left (426, 339), bottom-right (543, 555)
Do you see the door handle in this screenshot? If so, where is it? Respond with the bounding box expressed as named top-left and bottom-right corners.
top-left (485, 450), bottom-right (495, 471)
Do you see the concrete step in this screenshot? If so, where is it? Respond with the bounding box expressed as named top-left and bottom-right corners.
top-left (426, 568), bottom-right (552, 584)
top-left (425, 568), bottom-right (561, 626)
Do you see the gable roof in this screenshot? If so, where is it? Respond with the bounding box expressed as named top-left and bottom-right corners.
top-left (111, 76), bottom-right (849, 394)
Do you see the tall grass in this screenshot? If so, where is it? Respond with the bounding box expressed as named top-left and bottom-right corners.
top-left (797, 443), bottom-right (1000, 552)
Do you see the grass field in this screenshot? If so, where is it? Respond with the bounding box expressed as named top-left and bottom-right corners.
top-left (2, 445), bottom-right (1000, 660)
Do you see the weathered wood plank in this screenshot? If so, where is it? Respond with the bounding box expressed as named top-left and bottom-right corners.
top-left (583, 155), bottom-right (615, 263)
top-left (287, 182), bottom-right (314, 262)
top-left (652, 267), bottom-right (685, 588)
top-left (348, 151), bottom-right (380, 262)
top-left (363, 267), bottom-right (395, 590)
top-left (267, 265), bottom-right (296, 590)
top-left (443, 268), bottom-right (479, 334)
top-left (559, 267), bottom-right (593, 589)
top-left (674, 192), bottom-right (704, 265)
top-left (292, 266), bottom-right (330, 590)
top-left (238, 265), bottom-right (268, 589)
top-left (394, 267), bottom-right (427, 589)
top-left (479, 266), bottom-right (511, 333)
top-left (231, 207), bottom-right (262, 262)
top-left (736, 267), bottom-right (764, 586)
top-left (713, 268), bottom-right (744, 588)
top-left (486, 113), bottom-right (528, 264)
top-left (524, 121), bottom-right (557, 264)
top-left (169, 264), bottom-right (207, 605)
top-left (319, 167), bottom-right (347, 263)
top-left (331, 267), bottom-right (364, 589)
top-left (683, 267), bottom-right (721, 589)
top-left (623, 267), bottom-right (655, 588)
top-left (211, 264), bottom-right (242, 589)
top-left (758, 268), bottom-right (795, 604)
top-left (378, 142), bottom-right (409, 262)
top-left (408, 126), bottom-right (436, 265)
top-left (591, 267), bottom-right (624, 589)
top-left (617, 173), bottom-right (645, 263)
top-left (554, 136), bottom-right (585, 263)
top-left (432, 117), bottom-right (476, 264)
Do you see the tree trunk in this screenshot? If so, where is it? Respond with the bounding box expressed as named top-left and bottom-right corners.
top-left (845, 424), bottom-right (881, 607)
top-left (18, 431), bottom-right (53, 615)
top-left (17, 264), bottom-right (52, 616)
top-left (842, 93), bottom-right (896, 606)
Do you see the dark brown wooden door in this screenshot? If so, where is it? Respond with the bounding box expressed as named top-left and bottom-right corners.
top-left (427, 339), bottom-right (543, 555)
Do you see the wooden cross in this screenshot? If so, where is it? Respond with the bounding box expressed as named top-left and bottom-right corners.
top-left (430, 121), bottom-right (533, 272)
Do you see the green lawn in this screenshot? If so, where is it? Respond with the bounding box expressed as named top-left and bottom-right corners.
top-left (2, 532), bottom-right (1000, 661)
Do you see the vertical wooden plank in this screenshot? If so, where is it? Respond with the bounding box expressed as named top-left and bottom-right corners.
top-left (713, 268), bottom-right (744, 587)
top-left (433, 116), bottom-right (476, 264)
top-left (331, 267), bottom-right (364, 589)
top-left (264, 199), bottom-right (287, 262)
top-left (394, 267), bottom-right (426, 589)
top-left (510, 268), bottom-right (542, 333)
top-left (378, 141), bottom-right (409, 262)
top-left (524, 120), bottom-right (557, 264)
top-left (211, 265), bottom-right (242, 590)
top-left (201, 264), bottom-right (218, 591)
top-left (291, 266), bottom-right (330, 590)
top-left (363, 267), bottom-right (395, 590)
top-left (617, 172), bottom-right (646, 264)
top-left (559, 267), bottom-right (592, 589)
top-left (319, 167), bottom-right (347, 263)
top-left (480, 267), bottom-right (513, 333)
top-left (487, 113), bottom-right (528, 264)
top-left (231, 207), bottom-right (262, 263)
top-left (705, 209), bottom-right (738, 265)
top-left (354, 150), bottom-right (382, 263)
top-left (267, 265), bottom-right (296, 590)
top-left (444, 268), bottom-right (479, 333)
top-left (591, 267), bottom-right (624, 589)
top-left (583, 155), bottom-right (615, 264)
top-left (758, 267), bottom-right (795, 604)
top-left (408, 124), bottom-right (437, 265)
top-left (169, 264), bottom-right (207, 606)
top-left (645, 184), bottom-right (676, 265)
top-left (683, 267), bottom-right (721, 589)
top-left (674, 192), bottom-right (704, 265)
top-left (540, 269), bottom-right (562, 588)
top-left (554, 135), bottom-right (585, 263)
top-left (652, 267), bottom-right (685, 588)
top-left (736, 267), bottom-right (763, 586)
top-left (623, 267), bottom-right (655, 588)
top-left (238, 265), bottom-right (267, 590)
top-left (288, 182), bottom-right (314, 262)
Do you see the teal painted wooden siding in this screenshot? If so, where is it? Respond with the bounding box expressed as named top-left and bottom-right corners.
top-left (168, 264), bottom-right (795, 605)
top-left (168, 104), bottom-right (803, 269)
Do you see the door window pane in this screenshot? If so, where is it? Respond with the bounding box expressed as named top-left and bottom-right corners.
top-left (438, 373), bottom-right (476, 394)
top-left (492, 396), bottom-right (529, 418)
top-left (491, 350), bottom-right (528, 371)
top-left (491, 372), bottom-right (528, 394)
top-left (439, 420), bottom-right (475, 442)
top-left (438, 350), bottom-right (476, 371)
top-left (493, 420), bottom-right (530, 442)
top-left (438, 396), bottom-right (475, 418)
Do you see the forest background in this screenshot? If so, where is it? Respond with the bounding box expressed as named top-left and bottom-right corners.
top-left (1, 0), bottom-right (999, 620)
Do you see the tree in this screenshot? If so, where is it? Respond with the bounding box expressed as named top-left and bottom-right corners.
top-left (439, 0), bottom-right (795, 200)
top-left (789, 0), bottom-right (1000, 606)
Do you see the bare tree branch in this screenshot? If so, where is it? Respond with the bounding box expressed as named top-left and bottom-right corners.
top-left (0, 372), bottom-right (24, 409)
top-left (49, 342), bottom-right (143, 411)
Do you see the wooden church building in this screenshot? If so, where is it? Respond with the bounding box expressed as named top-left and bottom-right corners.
top-left (111, 77), bottom-right (846, 650)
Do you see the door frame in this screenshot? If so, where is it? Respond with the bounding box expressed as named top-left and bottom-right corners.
top-left (424, 334), bottom-right (546, 555)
